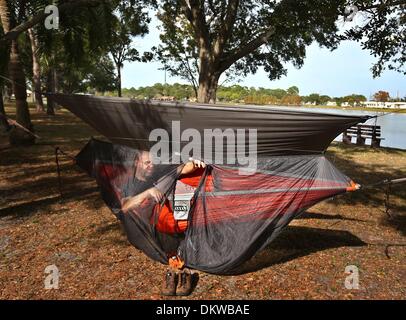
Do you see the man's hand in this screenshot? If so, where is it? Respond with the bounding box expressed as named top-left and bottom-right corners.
top-left (148, 187), bottom-right (164, 203)
top-left (180, 159), bottom-right (206, 176)
top-left (191, 159), bottom-right (206, 169)
top-left (121, 187), bottom-right (164, 213)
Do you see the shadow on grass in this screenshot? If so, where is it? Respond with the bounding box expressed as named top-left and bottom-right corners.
top-left (380, 215), bottom-right (406, 237)
top-left (90, 220), bottom-right (130, 247)
top-left (230, 225), bottom-right (366, 275)
top-left (326, 143), bottom-right (406, 233)
top-left (297, 211), bottom-right (367, 223)
top-left (95, 221), bottom-right (124, 234)
top-left (0, 186), bottom-right (99, 218)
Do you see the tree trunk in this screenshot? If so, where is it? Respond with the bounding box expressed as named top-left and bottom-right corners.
top-left (197, 72), bottom-right (220, 103)
top-left (0, 90), bottom-right (10, 132)
top-left (117, 67), bottom-right (122, 97)
top-left (9, 41), bottom-right (35, 144)
top-left (0, 0), bottom-right (35, 145)
top-left (27, 28), bottom-right (44, 112)
top-left (46, 68), bottom-right (56, 115)
top-left (196, 43), bottom-right (221, 104)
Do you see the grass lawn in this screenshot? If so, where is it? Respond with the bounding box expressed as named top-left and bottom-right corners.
top-left (0, 103), bottom-right (405, 299)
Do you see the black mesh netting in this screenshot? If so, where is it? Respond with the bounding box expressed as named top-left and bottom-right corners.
top-left (76, 138), bottom-right (353, 274)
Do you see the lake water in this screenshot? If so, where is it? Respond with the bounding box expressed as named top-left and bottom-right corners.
top-left (273, 107), bottom-right (406, 150)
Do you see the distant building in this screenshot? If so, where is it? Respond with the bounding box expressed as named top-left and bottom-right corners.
top-left (154, 96), bottom-right (176, 101)
top-left (361, 101), bottom-right (406, 109)
top-left (326, 101), bottom-right (337, 106)
top-left (361, 101), bottom-right (385, 108)
top-left (389, 102), bottom-right (406, 109)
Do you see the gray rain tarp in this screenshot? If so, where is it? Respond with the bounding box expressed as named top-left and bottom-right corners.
top-left (50, 94), bottom-right (370, 156)
top-left (51, 94), bottom-right (369, 274)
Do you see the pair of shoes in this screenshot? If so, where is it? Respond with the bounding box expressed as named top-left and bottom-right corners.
top-left (176, 268), bottom-right (193, 296)
top-left (161, 269), bottom-right (193, 296)
top-left (161, 270), bottom-right (177, 296)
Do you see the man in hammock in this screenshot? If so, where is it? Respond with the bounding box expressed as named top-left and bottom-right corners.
top-left (120, 150), bottom-right (205, 213)
top-left (120, 150), bottom-right (205, 296)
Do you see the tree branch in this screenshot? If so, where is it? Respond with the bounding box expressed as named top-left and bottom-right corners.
top-left (99, 61), bottom-right (117, 77)
top-left (219, 27), bottom-right (275, 73)
top-left (181, 55), bottom-right (198, 89)
top-left (183, 0), bottom-right (211, 52)
top-left (357, 0), bottom-right (406, 11)
top-left (181, 0), bottom-right (194, 26)
top-left (18, 0), bottom-right (28, 24)
top-left (222, 0), bottom-right (239, 44)
top-left (207, 0), bottom-right (217, 16)
top-left (2, 0), bottom-right (106, 41)
top-left (182, 60), bottom-right (198, 94)
top-left (213, 0), bottom-right (239, 58)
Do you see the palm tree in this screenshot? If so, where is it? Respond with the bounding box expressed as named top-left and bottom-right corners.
top-left (0, 0), bottom-right (35, 145)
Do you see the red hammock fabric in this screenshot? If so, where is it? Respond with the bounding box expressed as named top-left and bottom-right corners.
top-left (76, 138), bottom-right (355, 274)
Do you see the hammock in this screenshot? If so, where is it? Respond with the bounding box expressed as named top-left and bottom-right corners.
top-left (50, 94), bottom-right (370, 274)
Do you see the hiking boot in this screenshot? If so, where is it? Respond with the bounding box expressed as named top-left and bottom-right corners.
top-left (176, 268), bottom-right (193, 296)
top-left (161, 270), bottom-right (177, 296)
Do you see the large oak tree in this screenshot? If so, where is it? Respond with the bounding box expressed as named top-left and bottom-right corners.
top-left (156, 0), bottom-right (347, 103)
top-left (156, 0), bottom-right (406, 103)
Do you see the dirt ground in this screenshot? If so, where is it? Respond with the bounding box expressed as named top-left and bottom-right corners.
top-left (0, 105), bottom-right (405, 299)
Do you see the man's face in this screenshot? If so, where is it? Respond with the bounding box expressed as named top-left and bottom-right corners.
top-left (136, 151), bottom-right (154, 179)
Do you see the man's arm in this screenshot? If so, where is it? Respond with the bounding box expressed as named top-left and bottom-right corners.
top-left (121, 187), bottom-right (164, 213)
top-left (122, 159), bottom-right (205, 213)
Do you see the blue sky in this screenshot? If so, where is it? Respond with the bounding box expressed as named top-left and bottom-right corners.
top-left (122, 16), bottom-right (405, 99)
